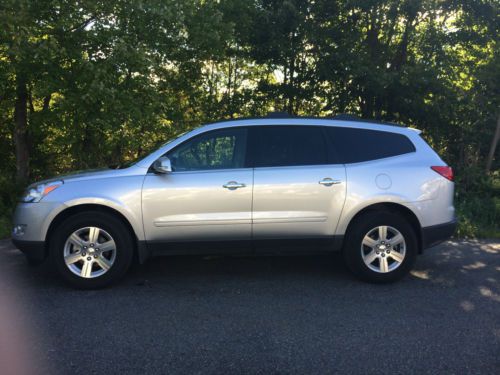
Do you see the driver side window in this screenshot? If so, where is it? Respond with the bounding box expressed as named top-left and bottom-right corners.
top-left (167, 128), bottom-right (248, 172)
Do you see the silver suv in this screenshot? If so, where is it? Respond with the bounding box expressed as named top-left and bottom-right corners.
top-left (12, 115), bottom-right (456, 288)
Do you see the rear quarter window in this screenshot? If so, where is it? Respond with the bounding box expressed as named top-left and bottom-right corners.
top-left (325, 127), bottom-right (416, 163)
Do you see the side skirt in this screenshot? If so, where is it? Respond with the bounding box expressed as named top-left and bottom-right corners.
top-left (139, 236), bottom-right (344, 261)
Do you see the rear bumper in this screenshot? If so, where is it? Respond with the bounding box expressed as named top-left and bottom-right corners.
top-left (422, 219), bottom-right (457, 249)
top-left (11, 239), bottom-right (46, 262)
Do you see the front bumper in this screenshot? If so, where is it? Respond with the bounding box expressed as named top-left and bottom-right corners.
top-left (12, 201), bottom-right (61, 242)
top-left (422, 219), bottom-right (457, 249)
top-left (11, 202), bottom-right (61, 262)
top-left (11, 239), bottom-right (46, 262)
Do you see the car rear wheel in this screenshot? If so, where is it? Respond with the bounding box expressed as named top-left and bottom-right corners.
top-left (343, 211), bottom-right (418, 283)
top-left (49, 211), bottom-right (134, 289)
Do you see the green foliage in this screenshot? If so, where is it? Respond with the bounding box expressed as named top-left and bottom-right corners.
top-left (455, 169), bottom-right (500, 238)
top-left (0, 176), bottom-right (22, 239)
top-left (0, 0), bottom-right (499, 238)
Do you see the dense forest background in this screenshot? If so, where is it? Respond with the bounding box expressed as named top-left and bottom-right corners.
top-left (0, 0), bottom-right (499, 238)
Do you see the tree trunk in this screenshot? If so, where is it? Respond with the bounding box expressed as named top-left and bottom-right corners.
top-left (485, 111), bottom-right (500, 173)
top-left (13, 75), bottom-right (29, 184)
top-left (287, 54), bottom-right (296, 114)
top-left (42, 94), bottom-right (51, 112)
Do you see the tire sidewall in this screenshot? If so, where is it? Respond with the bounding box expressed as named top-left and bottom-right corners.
top-left (343, 211), bottom-right (418, 283)
top-left (50, 212), bottom-right (134, 289)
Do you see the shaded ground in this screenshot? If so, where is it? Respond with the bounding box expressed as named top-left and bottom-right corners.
top-left (0, 239), bottom-right (499, 374)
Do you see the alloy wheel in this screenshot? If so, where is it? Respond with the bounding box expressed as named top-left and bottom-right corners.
top-left (360, 225), bottom-right (406, 273)
top-left (63, 227), bottom-right (117, 278)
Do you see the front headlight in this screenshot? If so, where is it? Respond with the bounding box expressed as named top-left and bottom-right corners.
top-left (21, 180), bottom-right (63, 203)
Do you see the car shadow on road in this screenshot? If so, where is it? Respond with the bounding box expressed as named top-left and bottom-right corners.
top-left (2, 239), bottom-right (499, 293)
top-left (128, 252), bottom-right (352, 286)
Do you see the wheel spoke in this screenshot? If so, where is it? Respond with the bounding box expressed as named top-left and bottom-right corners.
top-left (389, 250), bottom-right (404, 263)
top-left (362, 235), bottom-right (377, 248)
top-left (98, 239), bottom-right (115, 252)
top-left (363, 250), bottom-right (378, 264)
top-left (378, 226), bottom-right (388, 241)
top-left (389, 233), bottom-right (404, 246)
top-left (68, 233), bottom-right (85, 248)
top-left (95, 257), bottom-right (112, 271)
top-left (361, 226), bottom-right (405, 274)
top-left (81, 260), bottom-right (93, 278)
top-left (64, 252), bottom-right (81, 265)
top-left (64, 226), bottom-right (116, 279)
top-left (88, 227), bottom-right (100, 244)
top-left (379, 257), bottom-right (389, 273)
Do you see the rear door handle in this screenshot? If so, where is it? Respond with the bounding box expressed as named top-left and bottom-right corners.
top-left (319, 178), bottom-right (341, 186)
top-left (223, 181), bottom-right (246, 190)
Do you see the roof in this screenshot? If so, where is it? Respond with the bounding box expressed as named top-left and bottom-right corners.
top-left (204, 112), bottom-right (405, 128)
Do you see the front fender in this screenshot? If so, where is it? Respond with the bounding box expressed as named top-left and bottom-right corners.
top-left (42, 197), bottom-right (146, 242)
top-left (40, 175), bottom-right (146, 241)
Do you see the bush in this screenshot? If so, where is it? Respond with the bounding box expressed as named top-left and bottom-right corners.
top-left (455, 169), bottom-right (500, 238)
top-left (0, 176), bottom-right (22, 239)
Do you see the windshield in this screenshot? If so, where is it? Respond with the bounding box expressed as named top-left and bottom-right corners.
top-left (108, 130), bottom-right (191, 169)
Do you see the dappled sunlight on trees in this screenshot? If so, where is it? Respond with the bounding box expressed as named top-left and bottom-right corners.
top-left (0, 0), bottom-right (498, 237)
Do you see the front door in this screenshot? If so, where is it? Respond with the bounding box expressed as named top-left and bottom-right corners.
top-left (142, 127), bottom-right (252, 245)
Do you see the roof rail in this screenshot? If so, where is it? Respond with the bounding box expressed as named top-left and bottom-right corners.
top-left (331, 114), bottom-right (361, 121)
top-left (265, 111), bottom-right (294, 118)
top-left (202, 113), bottom-right (404, 128)
top-left (332, 113), bottom-right (402, 127)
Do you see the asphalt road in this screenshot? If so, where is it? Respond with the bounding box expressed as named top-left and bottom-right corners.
top-left (0, 239), bottom-right (498, 375)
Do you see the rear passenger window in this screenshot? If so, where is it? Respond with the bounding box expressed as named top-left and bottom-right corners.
top-left (326, 127), bottom-right (415, 163)
top-left (251, 126), bottom-right (328, 167)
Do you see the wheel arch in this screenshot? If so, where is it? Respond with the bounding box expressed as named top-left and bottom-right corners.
top-left (45, 204), bottom-right (149, 263)
top-left (343, 202), bottom-right (423, 253)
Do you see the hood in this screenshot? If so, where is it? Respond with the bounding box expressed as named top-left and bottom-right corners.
top-left (29, 167), bottom-right (140, 187)
top-left (57, 168), bottom-right (111, 180)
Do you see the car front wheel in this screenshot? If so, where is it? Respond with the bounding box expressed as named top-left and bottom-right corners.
top-left (49, 211), bottom-right (134, 289)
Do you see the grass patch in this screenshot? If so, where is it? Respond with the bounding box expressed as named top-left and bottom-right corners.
top-left (0, 214), bottom-right (11, 239)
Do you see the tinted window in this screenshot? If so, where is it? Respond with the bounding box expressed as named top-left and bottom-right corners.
top-left (251, 126), bottom-right (328, 167)
top-left (326, 127), bottom-right (415, 163)
top-left (167, 128), bottom-right (247, 171)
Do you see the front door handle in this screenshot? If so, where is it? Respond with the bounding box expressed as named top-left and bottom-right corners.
top-left (223, 181), bottom-right (246, 190)
top-left (319, 178), bottom-right (341, 186)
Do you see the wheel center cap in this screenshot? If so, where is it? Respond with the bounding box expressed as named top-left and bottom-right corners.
top-left (88, 247), bottom-right (95, 253)
top-left (379, 244), bottom-right (386, 250)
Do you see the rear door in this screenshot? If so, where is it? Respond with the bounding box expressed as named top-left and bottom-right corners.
top-left (249, 125), bottom-right (346, 241)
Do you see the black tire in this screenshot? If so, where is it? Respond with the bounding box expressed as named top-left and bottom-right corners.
top-left (343, 211), bottom-right (418, 283)
top-left (49, 211), bottom-right (134, 289)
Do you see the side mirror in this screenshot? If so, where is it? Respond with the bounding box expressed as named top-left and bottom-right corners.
top-left (153, 156), bottom-right (172, 174)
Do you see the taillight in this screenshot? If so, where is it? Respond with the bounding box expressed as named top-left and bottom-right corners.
top-left (431, 166), bottom-right (453, 181)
